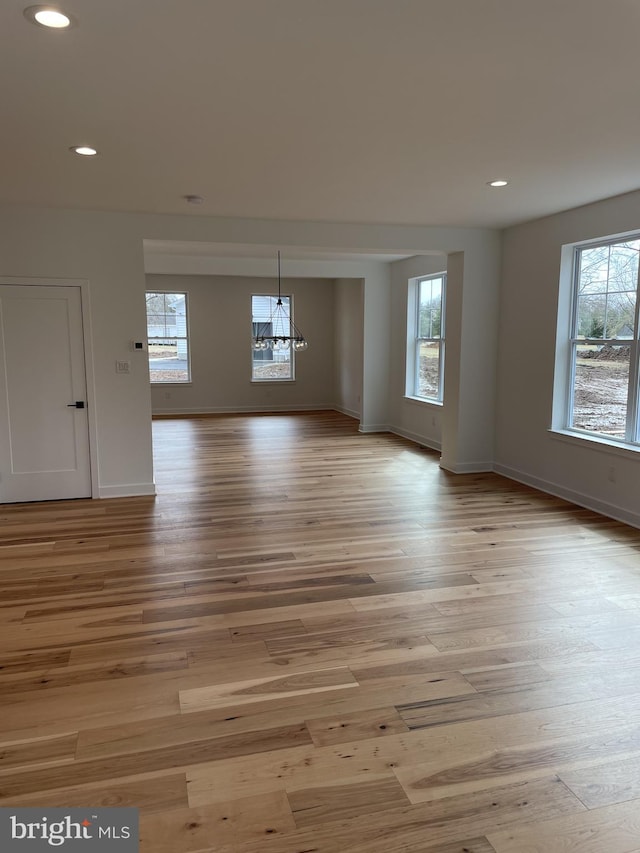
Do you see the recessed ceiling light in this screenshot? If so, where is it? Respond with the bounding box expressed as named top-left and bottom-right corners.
top-left (184, 195), bottom-right (204, 205)
top-left (24, 6), bottom-right (76, 28)
top-left (70, 146), bottom-right (98, 156)
top-left (487, 179), bottom-right (509, 188)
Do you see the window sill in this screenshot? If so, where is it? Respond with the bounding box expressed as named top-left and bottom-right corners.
top-left (403, 395), bottom-right (443, 407)
top-left (151, 382), bottom-right (193, 387)
top-left (251, 379), bottom-right (296, 385)
top-left (549, 428), bottom-right (640, 458)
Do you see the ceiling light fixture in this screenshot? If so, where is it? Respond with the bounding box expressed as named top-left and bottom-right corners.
top-left (252, 252), bottom-right (308, 353)
top-left (184, 195), bottom-right (204, 205)
top-left (70, 146), bottom-right (98, 156)
top-left (24, 5), bottom-right (75, 28)
top-left (487, 179), bottom-right (509, 187)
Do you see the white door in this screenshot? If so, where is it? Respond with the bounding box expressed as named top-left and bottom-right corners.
top-left (0, 284), bottom-right (91, 503)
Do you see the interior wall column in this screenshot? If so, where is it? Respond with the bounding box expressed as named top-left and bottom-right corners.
top-left (359, 263), bottom-right (391, 432)
top-left (440, 237), bottom-right (501, 471)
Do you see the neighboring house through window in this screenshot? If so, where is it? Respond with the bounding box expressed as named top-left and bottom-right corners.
top-left (406, 273), bottom-right (446, 402)
top-left (146, 291), bottom-right (191, 383)
top-left (558, 235), bottom-right (640, 445)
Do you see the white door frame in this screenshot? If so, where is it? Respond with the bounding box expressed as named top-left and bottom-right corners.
top-left (0, 275), bottom-right (99, 499)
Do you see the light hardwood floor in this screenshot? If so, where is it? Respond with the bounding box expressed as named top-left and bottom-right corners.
top-left (2, 411), bottom-right (640, 852)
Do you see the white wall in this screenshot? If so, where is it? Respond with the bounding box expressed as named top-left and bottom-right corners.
top-left (497, 189), bottom-right (640, 527)
top-left (0, 203), bottom-right (500, 498)
top-left (148, 274), bottom-right (335, 414)
top-left (334, 278), bottom-right (363, 419)
top-left (389, 255), bottom-right (448, 449)
top-left (0, 207), bottom-right (154, 498)
top-left (4, 196), bottom-right (634, 525)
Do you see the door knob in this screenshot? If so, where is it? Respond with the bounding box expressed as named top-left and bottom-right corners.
top-left (67, 401), bottom-right (85, 408)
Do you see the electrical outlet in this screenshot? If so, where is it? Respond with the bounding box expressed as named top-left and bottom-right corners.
top-left (115, 360), bottom-right (131, 374)
top-left (608, 466), bottom-right (616, 483)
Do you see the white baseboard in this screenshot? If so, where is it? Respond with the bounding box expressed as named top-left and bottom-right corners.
top-left (98, 483), bottom-right (156, 498)
top-left (388, 424), bottom-right (441, 453)
top-left (439, 460), bottom-right (494, 474)
top-left (358, 423), bottom-right (390, 433)
top-left (494, 462), bottom-right (640, 530)
top-left (152, 404), bottom-right (334, 416)
top-left (333, 406), bottom-right (360, 421)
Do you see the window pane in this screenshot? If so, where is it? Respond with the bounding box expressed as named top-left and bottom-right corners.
top-left (146, 292), bottom-right (167, 337)
top-left (252, 357), bottom-right (292, 380)
top-left (418, 278), bottom-right (442, 338)
top-left (252, 295), bottom-right (291, 337)
top-left (577, 243), bottom-right (638, 338)
top-left (416, 341), bottom-right (441, 398)
top-left (146, 292), bottom-right (188, 338)
top-left (571, 343), bottom-right (630, 438)
top-left (607, 241), bottom-right (640, 292)
top-left (577, 292), bottom-right (636, 339)
top-left (148, 338), bottom-right (190, 383)
top-left (577, 294), bottom-right (608, 338)
top-left (578, 246), bottom-right (611, 294)
top-left (608, 291), bottom-right (636, 338)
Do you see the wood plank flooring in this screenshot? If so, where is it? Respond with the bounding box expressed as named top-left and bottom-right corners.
top-left (1, 410), bottom-right (640, 852)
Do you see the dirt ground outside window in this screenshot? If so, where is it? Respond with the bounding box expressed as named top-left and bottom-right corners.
top-left (573, 345), bottom-right (630, 437)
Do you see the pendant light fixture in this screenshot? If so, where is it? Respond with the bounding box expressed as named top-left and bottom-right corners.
top-left (252, 252), bottom-right (308, 352)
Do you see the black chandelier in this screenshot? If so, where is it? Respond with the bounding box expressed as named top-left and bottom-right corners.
top-left (252, 252), bottom-right (308, 353)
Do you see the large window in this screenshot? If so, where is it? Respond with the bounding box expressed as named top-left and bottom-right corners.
top-left (251, 294), bottom-right (294, 381)
top-left (146, 291), bottom-right (191, 383)
top-left (407, 274), bottom-right (446, 402)
top-left (566, 237), bottom-right (639, 443)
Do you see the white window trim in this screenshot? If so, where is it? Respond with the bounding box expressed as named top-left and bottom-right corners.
top-left (552, 232), bottom-right (640, 449)
top-left (146, 290), bottom-right (191, 384)
top-left (549, 427), bottom-right (640, 458)
top-left (403, 394), bottom-right (443, 408)
top-left (405, 273), bottom-right (446, 403)
top-left (251, 293), bottom-right (296, 382)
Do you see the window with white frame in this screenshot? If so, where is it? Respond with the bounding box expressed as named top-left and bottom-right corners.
top-left (407, 273), bottom-right (446, 401)
top-left (145, 291), bottom-right (191, 383)
top-left (565, 236), bottom-right (640, 444)
top-left (251, 294), bottom-right (294, 381)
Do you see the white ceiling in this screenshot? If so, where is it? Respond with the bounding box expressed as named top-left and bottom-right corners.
top-left (4, 0), bottom-right (640, 230)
